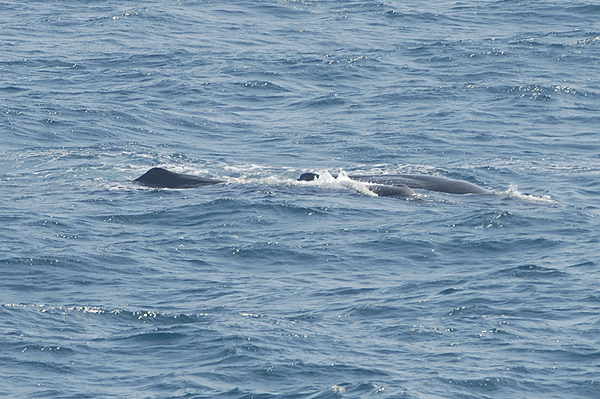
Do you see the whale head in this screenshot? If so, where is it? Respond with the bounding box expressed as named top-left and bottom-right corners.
top-left (298, 172), bottom-right (320, 181)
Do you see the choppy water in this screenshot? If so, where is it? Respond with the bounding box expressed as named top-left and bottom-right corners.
top-left (1, 1), bottom-right (600, 398)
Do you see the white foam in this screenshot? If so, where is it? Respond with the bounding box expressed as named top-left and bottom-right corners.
top-left (330, 385), bottom-right (346, 394)
top-left (300, 170), bottom-right (377, 196)
top-left (500, 183), bottom-right (556, 204)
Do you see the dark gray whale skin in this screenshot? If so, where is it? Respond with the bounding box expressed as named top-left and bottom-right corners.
top-left (134, 168), bottom-right (224, 189)
top-left (298, 172), bottom-right (489, 195)
top-left (351, 174), bottom-right (489, 194)
top-left (367, 184), bottom-right (415, 197)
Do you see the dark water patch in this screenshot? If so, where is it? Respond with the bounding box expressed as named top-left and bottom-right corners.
top-left (448, 237), bottom-right (562, 255)
top-left (112, 330), bottom-right (188, 345)
top-left (446, 303), bottom-right (498, 318)
top-left (537, 348), bottom-right (600, 363)
top-left (439, 376), bottom-right (510, 392)
top-left (491, 265), bottom-right (567, 280)
top-left (1, 256), bottom-right (92, 274)
top-left (438, 287), bottom-right (464, 295)
top-left (0, 85), bottom-right (29, 93)
top-left (287, 93), bottom-right (347, 110)
top-left (242, 80), bottom-right (289, 92)
top-left (6, 357), bottom-right (73, 375)
top-left (313, 286), bottom-right (379, 298)
top-left (282, 311), bottom-right (318, 324)
top-left (142, 378), bottom-right (214, 399)
top-left (95, 209), bottom-right (175, 224)
top-left (215, 388), bottom-right (279, 399)
top-left (228, 243), bottom-right (320, 266)
top-left (346, 303), bottom-right (400, 318)
top-left (568, 260), bottom-right (598, 269)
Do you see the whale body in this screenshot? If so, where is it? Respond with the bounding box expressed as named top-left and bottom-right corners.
top-left (133, 168), bottom-right (488, 197)
top-left (350, 174), bottom-right (489, 194)
top-left (298, 172), bottom-right (489, 195)
top-left (367, 184), bottom-right (415, 197)
top-left (134, 168), bottom-right (224, 189)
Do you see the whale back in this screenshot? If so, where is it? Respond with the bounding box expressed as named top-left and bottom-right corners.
top-left (134, 168), bottom-right (224, 189)
top-left (297, 172), bottom-right (488, 194)
top-left (368, 184), bottom-right (414, 197)
top-left (350, 174), bottom-right (489, 194)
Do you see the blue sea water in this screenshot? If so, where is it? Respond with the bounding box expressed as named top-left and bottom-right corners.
top-left (1, 0), bottom-right (600, 397)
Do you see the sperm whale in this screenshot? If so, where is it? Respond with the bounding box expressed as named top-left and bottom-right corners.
top-left (133, 168), bottom-right (489, 197)
top-left (298, 172), bottom-right (489, 195)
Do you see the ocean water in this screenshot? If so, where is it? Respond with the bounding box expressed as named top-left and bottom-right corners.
top-left (1, 0), bottom-right (599, 398)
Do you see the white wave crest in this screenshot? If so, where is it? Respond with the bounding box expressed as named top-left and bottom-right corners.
top-left (301, 170), bottom-right (377, 196)
top-left (502, 183), bottom-right (555, 204)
